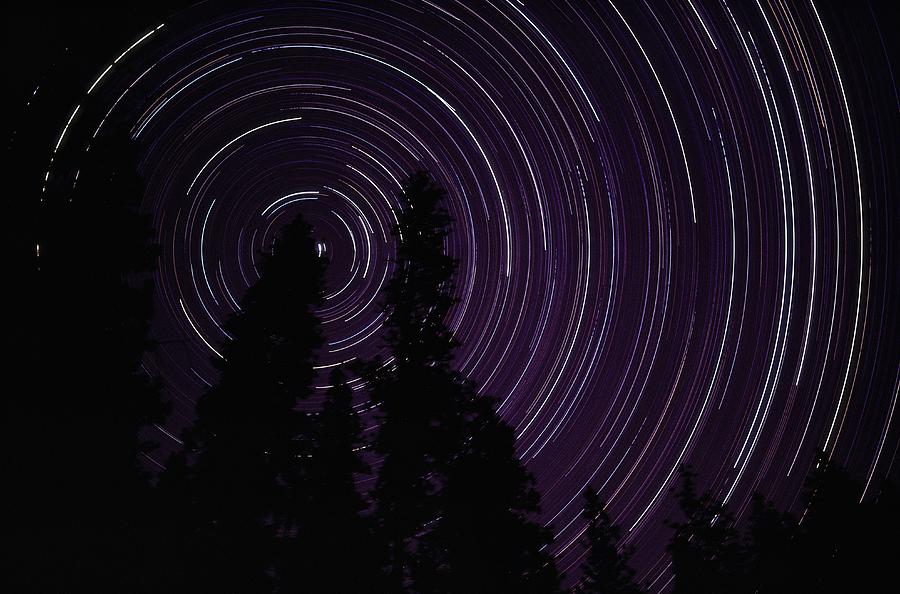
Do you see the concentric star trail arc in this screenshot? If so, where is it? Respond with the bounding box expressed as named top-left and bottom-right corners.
top-left (41, 1), bottom-right (898, 588)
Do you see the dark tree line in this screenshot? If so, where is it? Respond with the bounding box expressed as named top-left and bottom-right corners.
top-left (666, 457), bottom-right (899, 594)
top-left (9, 121), bottom-right (897, 593)
top-left (7, 117), bottom-right (165, 592)
top-left (574, 486), bottom-right (641, 594)
top-left (149, 171), bottom-right (562, 593)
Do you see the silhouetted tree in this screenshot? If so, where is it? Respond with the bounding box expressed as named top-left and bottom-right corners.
top-left (6, 120), bottom-right (165, 593)
top-left (369, 172), bottom-right (561, 592)
top-left (791, 451), bottom-right (868, 593)
top-left (573, 486), bottom-right (642, 594)
top-left (776, 455), bottom-right (900, 593)
top-left (367, 172), bottom-right (468, 589)
top-left (669, 456), bottom-right (900, 594)
top-left (667, 466), bottom-right (745, 594)
top-left (280, 367), bottom-right (383, 592)
top-left (157, 215), bottom-right (325, 593)
top-left (743, 493), bottom-right (799, 593)
top-left (416, 395), bottom-right (562, 593)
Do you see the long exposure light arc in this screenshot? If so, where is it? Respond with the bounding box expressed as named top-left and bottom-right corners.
top-left (38, 1), bottom-right (897, 588)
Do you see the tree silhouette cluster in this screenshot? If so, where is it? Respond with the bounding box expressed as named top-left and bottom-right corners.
top-left (573, 486), bottom-right (642, 594)
top-left (8, 118), bottom-right (165, 592)
top-left (148, 171), bottom-right (562, 593)
top-left (665, 458), bottom-right (899, 594)
top-left (10, 122), bottom-right (897, 593)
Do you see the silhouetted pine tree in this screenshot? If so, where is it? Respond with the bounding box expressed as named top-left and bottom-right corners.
top-left (416, 395), bottom-right (562, 593)
top-left (667, 466), bottom-right (746, 594)
top-left (792, 451), bottom-right (867, 593)
top-left (279, 367), bottom-right (383, 592)
top-left (158, 215), bottom-right (324, 593)
top-left (367, 172), bottom-right (467, 589)
top-left (573, 486), bottom-right (642, 594)
top-left (7, 120), bottom-right (165, 593)
top-left (743, 493), bottom-right (799, 593)
top-left (668, 456), bottom-right (899, 594)
top-left (781, 455), bottom-right (899, 593)
top-left (369, 172), bottom-right (561, 592)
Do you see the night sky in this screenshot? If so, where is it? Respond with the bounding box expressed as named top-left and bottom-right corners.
top-left (13, 1), bottom-right (898, 590)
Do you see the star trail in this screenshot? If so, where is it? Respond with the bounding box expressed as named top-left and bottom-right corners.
top-left (28, 1), bottom-right (898, 589)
